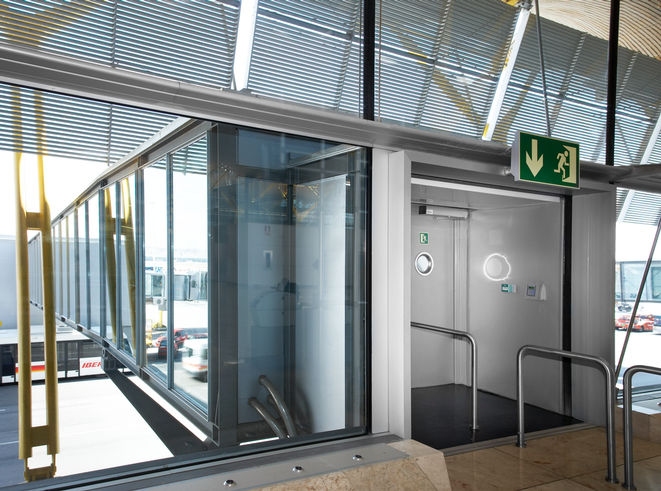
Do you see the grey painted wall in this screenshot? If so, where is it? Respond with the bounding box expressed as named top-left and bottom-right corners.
top-left (0, 237), bottom-right (17, 330)
top-left (571, 190), bottom-right (616, 426)
top-left (468, 202), bottom-right (563, 411)
top-left (411, 210), bottom-right (458, 388)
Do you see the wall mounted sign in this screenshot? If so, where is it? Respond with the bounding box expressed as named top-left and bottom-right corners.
top-left (512, 131), bottom-right (580, 189)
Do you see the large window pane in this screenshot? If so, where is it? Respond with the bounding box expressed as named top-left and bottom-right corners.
top-left (67, 213), bottom-right (75, 320)
top-left (119, 176), bottom-right (137, 357)
top-left (88, 194), bottom-right (102, 335)
top-left (173, 137), bottom-right (209, 408)
top-left (54, 224), bottom-right (61, 315)
top-left (78, 204), bottom-right (89, 328)
top-left (211, 127), bottom-right (368, 446)
top-left (144, 161), bottom-right (168, 380)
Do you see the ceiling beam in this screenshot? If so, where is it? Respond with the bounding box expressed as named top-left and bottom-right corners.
top-left (231, 0), bottom-right (259, 91)
top-left (640, 112), bottom-right (661, 167)
top-left (482, 4), bottom-right (531, 141)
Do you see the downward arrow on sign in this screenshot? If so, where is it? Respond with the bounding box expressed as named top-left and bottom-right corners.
top-left (526, 139), bottom-right (543, 176)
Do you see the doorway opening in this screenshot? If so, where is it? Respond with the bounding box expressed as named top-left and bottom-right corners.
top-left (410, 178), bottom-right (581, 449)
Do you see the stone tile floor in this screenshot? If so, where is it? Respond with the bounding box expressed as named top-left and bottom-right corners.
top-left (444, 427), bottom-right (661, 490)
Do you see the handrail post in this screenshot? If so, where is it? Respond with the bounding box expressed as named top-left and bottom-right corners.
top-left (516, 347), bottom-right (525, 447)
top-left (623, 365), bottom-right (661, 490)
top-left (517, 345), bottom-right (617, 483)
top-left (410, 322), bottom-right (478, 431)
top-left (468, 334), bottom-right (479, 431)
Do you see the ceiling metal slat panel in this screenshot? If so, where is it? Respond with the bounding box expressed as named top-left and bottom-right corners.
top-left (623, 190), bottom-right (661, 226)
top-left (249, 4), bottom-right (359, 110)
top-left (0, 0), bottom-right (239, 89)
top-left (0, 83), bottom-right (177, 164)
top-left (114, 1), bottom-right (238, 88)
top-left (379, 0), bottom-right (514, 137)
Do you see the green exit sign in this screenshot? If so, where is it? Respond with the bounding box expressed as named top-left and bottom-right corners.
top-left (512, 131), bottom-right (580, 189)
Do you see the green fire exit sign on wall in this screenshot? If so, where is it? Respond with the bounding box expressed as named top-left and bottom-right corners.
top-left (512, 131), bottom-right (580, 189)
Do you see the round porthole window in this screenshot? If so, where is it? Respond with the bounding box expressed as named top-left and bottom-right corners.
top-left (482, 253), bottom-right (511, 281)
top-left (415, 252), bottom-right (434, 276)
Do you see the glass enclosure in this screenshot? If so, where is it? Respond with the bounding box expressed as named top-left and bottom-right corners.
top-left (209, 125), bottom-right (368, 445)
top-left (27, 120), bottom-right (369, 452)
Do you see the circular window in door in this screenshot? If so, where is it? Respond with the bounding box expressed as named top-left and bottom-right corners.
top-left (415, 252), bottom-right (434, 276)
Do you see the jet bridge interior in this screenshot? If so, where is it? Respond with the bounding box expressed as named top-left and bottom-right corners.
top-left (370, 148), bottom-right (617, 448)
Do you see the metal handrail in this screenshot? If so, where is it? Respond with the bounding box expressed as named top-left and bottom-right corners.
top-left (622, 365), bottom-right (661, 490)
top-left (411, 322), bottom-right (479, 430)
top-left (516, 345), bottom-right (617, 484)
top-left (259, 375), bottom-right (297, 437)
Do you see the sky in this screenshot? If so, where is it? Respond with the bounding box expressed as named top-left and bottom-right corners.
top-left (0, 150), bottom-right (105, 238)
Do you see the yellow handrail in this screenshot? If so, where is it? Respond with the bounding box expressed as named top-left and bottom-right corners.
top-left (13, 88), bottom-right (59, 482)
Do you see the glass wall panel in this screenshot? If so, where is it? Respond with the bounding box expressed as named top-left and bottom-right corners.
top-left (173, 137), bottom-right (208, 408)
top-left (103, 185), bottom-right (117, 344)
top-left (211, 126), bottom-right (367, 446)
top-left (144, 161), bottom-right (168, 380)
top-left (119, 176), bottom-right (137, 357)
top-left (88, 194), bottom-right (102, 335)
top-left (54, 224), bottom-right (61, 315)
top-left (67, 213), bottom-right (75, 320)
top-left (78, 204), bottom-right (89, 328)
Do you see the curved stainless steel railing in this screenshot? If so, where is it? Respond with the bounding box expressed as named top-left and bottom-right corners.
top-left (259, 374), bottom-right (297, 438)
top-left (622, 365), bottom-right (661, 490)
top-left (411, 322), bottom-right (479, 431)
top-left (516, 345), bottom-right (617, 484)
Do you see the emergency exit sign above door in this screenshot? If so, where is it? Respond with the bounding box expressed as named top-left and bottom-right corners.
top-left (512, 131), bottom-right (580, 189)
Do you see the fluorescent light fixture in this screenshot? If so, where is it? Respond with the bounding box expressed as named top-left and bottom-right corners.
top-left (411, 177), bottom-right (560, 203)
top-left (232, 0), bottom-right (259, 91)
top-left (482, 7), bottom-right (531, 141)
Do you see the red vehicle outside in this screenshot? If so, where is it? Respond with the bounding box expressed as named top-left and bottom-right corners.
top-left (155, 329), bottom-right (188, 358)
top-left (615, 314), bottom-right (654, 332)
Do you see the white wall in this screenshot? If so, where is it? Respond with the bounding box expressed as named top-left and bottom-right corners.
top-left (468, 203), bottom-right (563, 411)
top-left (571, 190), bottom-right (616, 426)
top-left (371, 150), bottom-right (411, 438)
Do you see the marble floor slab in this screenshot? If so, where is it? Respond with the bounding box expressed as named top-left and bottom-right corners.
top-left (445, 427), bottom-right (661, 491)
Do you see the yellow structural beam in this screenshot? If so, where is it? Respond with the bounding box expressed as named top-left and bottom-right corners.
top-left (13, 87), bottom-right (59, 482)
top-left (120, 179), bottom-right (137, 350)
top-left (103, 187), bottom-right (117, 343)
